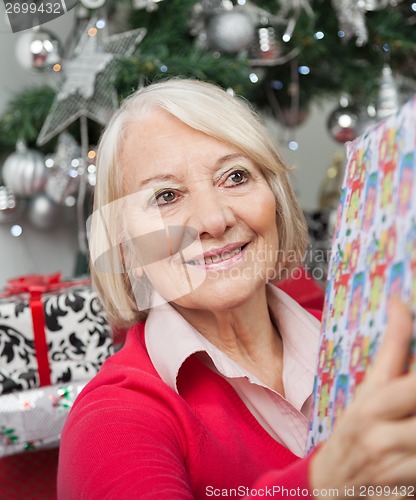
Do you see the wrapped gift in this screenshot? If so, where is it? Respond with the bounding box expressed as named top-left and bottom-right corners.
top-left (0, 273), bottom-right (114, 395)
top-left (0, 379), bottom-right (89, 457)
top-left (307, 96), bottom-right (416, 452)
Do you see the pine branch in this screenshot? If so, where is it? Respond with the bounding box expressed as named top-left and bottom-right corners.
top-left (0, 86), bottom-right (55, 148)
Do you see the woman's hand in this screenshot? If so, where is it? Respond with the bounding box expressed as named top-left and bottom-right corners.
top-left (310, 300), bottom-right (416, 499)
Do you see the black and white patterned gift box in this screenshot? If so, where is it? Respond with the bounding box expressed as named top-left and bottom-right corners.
top-left (0, 274), bottom-right (114, 395)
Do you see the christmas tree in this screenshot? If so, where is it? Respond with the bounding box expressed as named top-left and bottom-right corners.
top-left (0, 0), bottom-right (415, 149)
top-left (0, 0), bottom-right (414, 273)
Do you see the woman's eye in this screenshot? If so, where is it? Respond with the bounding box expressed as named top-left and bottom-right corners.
top-left (224, 169), bottom-right (248, 187)
top-left (155, 190), bottom-right (177, 205)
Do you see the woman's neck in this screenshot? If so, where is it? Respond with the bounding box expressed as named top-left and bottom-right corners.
top-left (172, 286), bottom-right (285, 394)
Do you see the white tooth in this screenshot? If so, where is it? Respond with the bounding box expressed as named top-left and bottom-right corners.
top-left (200, 246), bottom-right (243, 266)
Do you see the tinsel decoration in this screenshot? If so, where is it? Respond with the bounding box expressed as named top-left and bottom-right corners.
top-left (45, 168), bottom-right (80, 206)
top-left (278, 0), bottom-right (313, 17)
top-left (331, 0), bottom-right (368, 46)
top-left (44, 133), bottom-right (82, 205)
top-left (36, 21), bottom-right (146, 146)
top-left (44, 132), bottom-right (81, 170)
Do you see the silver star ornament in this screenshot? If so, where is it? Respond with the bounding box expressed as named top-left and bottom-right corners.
top-left (37, 23), bottom-right (146, 146)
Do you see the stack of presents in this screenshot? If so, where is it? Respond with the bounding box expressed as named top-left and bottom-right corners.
top-left (0, 273), bottom-right (114, 459)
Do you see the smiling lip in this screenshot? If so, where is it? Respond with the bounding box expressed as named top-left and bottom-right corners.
top-left (186, 242), bottom-right (249, 268)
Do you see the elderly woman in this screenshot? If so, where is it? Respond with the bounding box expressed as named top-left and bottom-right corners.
top-left (58, 79), bottom-right (416, 499)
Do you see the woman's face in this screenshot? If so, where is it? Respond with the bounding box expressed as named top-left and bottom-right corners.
top-left (121, 109), bottom-right (279, 312)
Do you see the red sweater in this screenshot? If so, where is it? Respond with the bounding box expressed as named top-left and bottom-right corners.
top-left (58, 322), bottom-right (318, 499)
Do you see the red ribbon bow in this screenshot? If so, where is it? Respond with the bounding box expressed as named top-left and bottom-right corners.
top-left (4, 272), bottom-right (86, 295)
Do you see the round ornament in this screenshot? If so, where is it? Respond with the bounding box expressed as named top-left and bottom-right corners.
top-left (327, 100), bottom-right (363, 143)
top-left (206, 10), bottom-right (255, 54)
top-left (0, 186), bottom-right (23, 223)
top-left (2, 143), bottom-right (48, 197)
top-left (27, 194), bottom-right (61, 230)
top-left (15, 28), bottom-right (63, 73)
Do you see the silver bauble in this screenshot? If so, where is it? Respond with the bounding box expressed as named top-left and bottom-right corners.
top-left (207, 10), bottom-right (255, 54)
top-left (15, 28), bottom-right (63, 73)
top-left (2, 143), bottom-right (48, 197)
top-left (27, 194), bottom-right (61, 230)
top-left (0, 186), bottom-right (24, 223)
top-left (327, 102), bottom-right (362, 143)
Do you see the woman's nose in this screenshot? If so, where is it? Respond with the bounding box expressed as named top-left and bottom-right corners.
top-left (188, 190), bottom-right (237, 239)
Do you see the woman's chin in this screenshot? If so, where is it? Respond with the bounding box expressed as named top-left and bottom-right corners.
top-left (170, 272), bottom-right (268, 312)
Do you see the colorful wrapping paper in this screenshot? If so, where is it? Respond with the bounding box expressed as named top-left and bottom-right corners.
top-left (0, 379), bottom-right (89, 457)
top-left (307, 96), bottom-right (416, 452)
top-left (0, 274), bottom-right (113, 395)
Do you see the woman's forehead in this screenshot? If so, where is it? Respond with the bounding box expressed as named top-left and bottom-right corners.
top-left (120, 111), bottom-right (247, 185)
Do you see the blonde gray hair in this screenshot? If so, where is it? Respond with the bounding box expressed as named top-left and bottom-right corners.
top-left (91, 78), bottom-right (308, 328)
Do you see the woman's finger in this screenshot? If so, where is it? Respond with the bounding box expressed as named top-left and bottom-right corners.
top-left (365, 300), bottom-right (414, 388)
top-left (361, 373), bottom-right (416, 420)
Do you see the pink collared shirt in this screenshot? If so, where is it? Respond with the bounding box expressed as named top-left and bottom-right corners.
top-left (145, 284), bottom-right (321, 458)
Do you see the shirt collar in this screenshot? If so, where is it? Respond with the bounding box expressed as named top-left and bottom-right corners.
top-left (145, 284), bottom-right (321, 405)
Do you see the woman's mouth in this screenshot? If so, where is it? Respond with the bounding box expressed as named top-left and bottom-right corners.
top-left (186, 243), bottom-right (249, 269)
